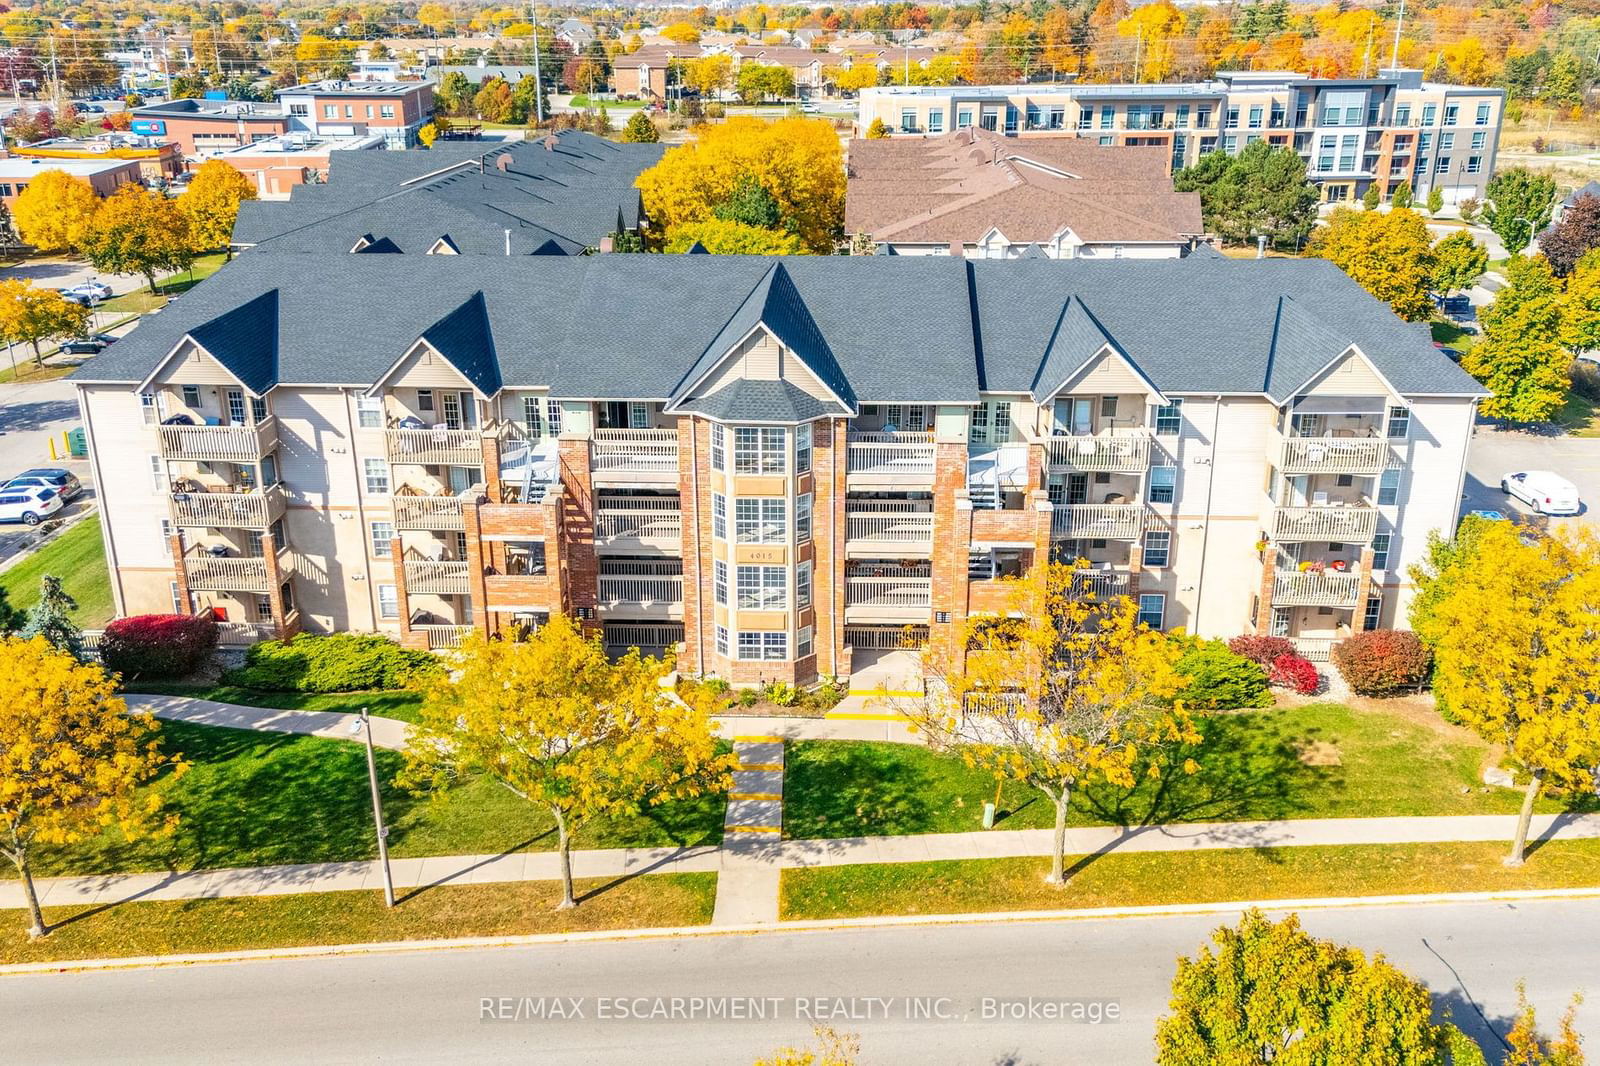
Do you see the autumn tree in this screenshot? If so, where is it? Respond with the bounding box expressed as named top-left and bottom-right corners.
top-left (1461, 255), bottom-right (1571, 423)
top-left (1308, 207), bottom-right (1438, 322)
top-left (1485, 168), bottom-right (1558, 255)
top-left (1431, 230), bottom-right (1489, 296)
top-left (680, 55), bottom-right (732, 98)
top-left (902, 563), bottom-right (1197, 885)
top-left (755, 1027), bottom-right (860, 1066)
top-left (1504, 982), bottom-right (1587, 1066)
top-left (401, 616), bottom-right (736, 909)
top-left (1425, 185), bottom-right (1444, 218)
top-left (635, 117), bottom-right (844, 254)
top-left (0, 280), bottom-right (90, 369)
top-left (178, 159), bottom-right (257, 257)
top-left (621, 109), bottom-right (659, 143)
top-left (79, 185), bottom-right (197, 294)
top-left (659, 21), bottom-right (701, 44)
top-left (1156, 909), bottom-right (1458, 1065)
top-left (1362, 182), bottom-right (1382, 210)
top-left (0, 636), bottom-right (184, 938)
top-left (736, 63), bottom-right (795, 104)
top-left (664, 219), bottom-right (803, 254)
top-left (865, 116), bottom-right (890, 139)
top-left (472, 77), bottom-right (514, 122)
top-left (1562, 249), bottom-right (1600, 357)
top-left (1540, 193), bottom-right (1600, 277)
top-left (10, 169), bottom-right (99, 252)
top-left (1410, 520), bottom-right (1600, 865)
top-left (417, 121), bottom-right (440, 148)
top-left (1116, 0), bottom-right (1183, 81)
top-left (1391, 180), bottom-right (1414, 209)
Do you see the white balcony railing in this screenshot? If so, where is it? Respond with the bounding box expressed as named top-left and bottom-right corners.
top-left (595, 498), bottom-right (682, 543)
top-left (847, 431), bottom-right (936, 479)
top-left (845, 576), bottom-right (933, 609)
top-left (1279, 436), bottom-right (1390, 475)
top-left (385, 427), bottom-right (484, 467)
top-left (404, 558), bottom-right (470, 595)
top-left (1291, 636), bottom-right (1337, 663)
top-left (414, 624), bottom-right (474, 650)
top-left (392, 494), bottom-right (465, 531)
top-left (591, 429), bottom-right (679, 477)
top-left (1070, 568), bottom-right (1132, 600)
top-left (1271, 505), bottom-right (1379, 543)
top-left (1272, 568), bottom-right (1362, 608)
top-left (1051, 503), bottom-right (1145, 540)
top-left (598, 574), bottom-right (684, 607)
top-left (168, 484), bottom-right (287, 529)
top-left (845, 509), bottom-right (934, 545)
top-left (182, 550), bottom-right (288, 593)
top-left (157, 416), bottom-right (278, 463)
top-left (1047, 431), bottom-right (1152, 473)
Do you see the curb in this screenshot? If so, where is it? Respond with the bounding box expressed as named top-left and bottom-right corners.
top-left (0, 504), bottom-right (98, 576)
top-left (7, 885), bottom-right (1600, 977)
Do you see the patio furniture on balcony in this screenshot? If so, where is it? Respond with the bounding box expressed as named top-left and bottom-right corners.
top-left (1047, 430), bottom-right (1153, 473)
top-left (157, 416), bottom-right (278, 462)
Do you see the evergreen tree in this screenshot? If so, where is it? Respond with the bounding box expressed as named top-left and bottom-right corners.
top-left (19, 575), bottom-right (80, 659)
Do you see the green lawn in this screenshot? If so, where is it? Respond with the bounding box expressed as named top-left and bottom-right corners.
top-left (1554, 390), bottom-right (1600, 437)
top-left (0, 515), bottom-right (113, 626)
top-left (18, 721), bottom-right (726, 878)
top-left (1, 873), bottom-right (716, 964)
top-left (1430, 319), bottom-right (1476, 349)
top-left (99, 252), bottom-right (228, 315)
top-left (780, 839), bottom-right (1600, 921)
top-left (782, 702), bottom-right (1595, 840)
top-left (127, 683), bottom-right (426, 724)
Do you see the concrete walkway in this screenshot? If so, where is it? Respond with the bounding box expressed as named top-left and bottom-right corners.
top-left (713, 736), bottom-right (787, 925)
top-left (7, 812), bottom-right (1596, 913)
top-left (124, 694), bottom-right (413, 751)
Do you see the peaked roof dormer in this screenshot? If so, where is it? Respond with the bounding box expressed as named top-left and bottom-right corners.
top-left (1029, 295), bottom-right (1162, 404)
top-left (138, 288), bottom-right (280, 396)
top-left (667, 261), bottom-right (857, 414)
top-left (1262, 294), bottom-right (1377, 402)
top-left (369, 291), bottom-right (501, 399)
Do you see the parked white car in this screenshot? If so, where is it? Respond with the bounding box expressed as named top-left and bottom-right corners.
top-left (1500, 470), bottom-right (1582, 516)
top-left (0, 485), bottom-right (64, 525)
top-left (62, 281), bottom-right (112, 303)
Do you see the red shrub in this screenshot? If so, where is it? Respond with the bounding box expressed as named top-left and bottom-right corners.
top-left (1228, 635), bottom-right (1296, 669)
top-left (1270, 653), bottom-right (1320, 695)
top-left (1332, 629), bottom-right (1432, 697)
top-left (100, 614), bottom-right (218, 680)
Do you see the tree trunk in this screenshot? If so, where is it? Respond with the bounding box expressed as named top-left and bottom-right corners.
top-left (552, 805), bottom-right (576, 910)
top-left (30, 339), bottom-right (42, 369)
top-left (1044, 790), bottom-right (1070, 885)
top-left (145, 271), bottom-right (158, 295)
top-left (8, 851), bottom-right (46, 939)
top-left (1506, 766), bottom-right (1547, 867)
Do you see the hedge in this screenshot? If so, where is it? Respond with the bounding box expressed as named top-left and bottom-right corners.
top-left (223, 633), bottom-right (441, 693)
top-left (1270, 654), bottom-right (1320, 695)
top-left (1332, 629), bottom-right (1432, 697)
top-left (1175, 638), bottom-right (1273, 709)
top-left (100, 614), bottom-right (218, 680)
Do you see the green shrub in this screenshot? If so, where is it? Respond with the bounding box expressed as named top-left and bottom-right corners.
top-left (737, 687), bottom-right (759, 708)
top-left (765, 681), bottom-right (800, 707)
top-left (1175, 637), bottom-right (1273, 709)
top-left (804, 678), bottom-right (846, 711)
top-left (223, 634), bottom-right (440, 693)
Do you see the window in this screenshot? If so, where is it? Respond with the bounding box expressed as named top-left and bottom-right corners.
top-left (370, 521), bottom-right (393, 558)
top-left (1047, 105), bottom-right (1065, 130)
top-left (1137, 593), bottom-right (1166, 630)
top-left (928, 108), bottom-right (944, 133)
top-left (900, 108), bottom-right (916, 131)
top-left (381, 104), bottom-right (395, 119)
top-left (1149, 466), bottom-right (1177, 504)
top-left (323, 104), bottom-right (336, 119)
top-left (1100, 105), bottom-right (1114, 129)
top-left (712, 494), bottom-right (727, 540)
top-left (251, 396), bottom-right (268, 423)
top-left (1443, 104), bottom-right (1458, 125)
top-left (1418, 131), bottom-right (1432, 152)
top-left (797, 559), bottom-right (812, 609)
top-left (1436, 156), bottom-right (1451, 173)
top-left (1439, 132), bottom-right (1454, 150)
top-left (170, 580), bottom-right (185, 614)
top-left (544, 398), bottom-right (562, 435)
top-left (710, 424), bottom-right (725, 471)
top-left (364, 458), bottom-right (390, 495)
top-left (1395, 103), bottom-right (1411, 125)
top-left (160, 518), bottom-right (172, 541)
top-left (1421, 103), bottom-right (1436, 126)
top-left (365, 105), bottom-right (374, 119)
top-left (1471, 131), bottom-right (1485, 150)
top-left (1338, 134), bottom-right (1358, 171)
top-left (715, 625), bottom-right (729, 657)
top-left (1378, 468), bottom-right (1401, 506)
top-left (1099, 395), bottom-right (1118, 419)
top-left (1155, 399), bottom-right (1183, 435)
top-left (1344, 106), bottom-right (1361, 125)
top-left (1142, 530), bottom-right (1171, 568)
top-left (798, 624), bottom-right (814, 658)
top-left (734, 427), bottom-right (785, 474)
top-left (796, 493), bottom-right (812, 543)
top-left (1316, 136), bottom-right (1335, 171)
top-left (736, 498), bottom-right (786, 543)
top-left (1175, 104), bottom-right (1189, 129)
top-left (256, 596), bottom-right (275, 623)
top-left (1364, 594), bottom-right (1383, 630)
top-left (738, 631), bottom-right (787, 661)
top-left (1076, 107), bottom-right (1092, 130)
top-left (141, 393), bottom-right (159, 425)
top-left (356, 396), bottom-right (382, 429)
top-left (150, 455), bottom-right (164, 492)
top-left (1385, 405), bottom-right (1410, 440)
top-left (245, 531), bottom-right (265, 558)
top-left (957, 108), bottom-right (973, 129)
top-left (344, 105), bottom-right (353, 118)
top-left (795, 423), bottom-right (812, 474)
top-left (1248, 105), bottom-right (1262, 129)
top-left (1475, 102), bottom-right (1490, 126)
top-left (1224, 106), bottom-right (1239, 129)
top-left (181, 384), bottom-right (201, 408)
top-left (378, 584), bottom-right (399, 619)
top-left (714, 560), bottom-right (728, 606)
top-left (628, 402), bottom-right (649, 429)
top-left (1025, 103), bottom-right (1040, 129)
top-left (1196, 106), bottom-right (1211, 128)
top-left (1370, 532), bottom-right (1391, 570)
top-left (1466, 155), bottom-right (1482, 174)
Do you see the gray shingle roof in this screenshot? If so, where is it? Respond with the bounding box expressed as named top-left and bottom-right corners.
top-left (419, 292), bottom-right (502, 396)
top-left (75, 253), bottom-right (1486, 405)
top-left (679, 379), bottom-right (848, 422)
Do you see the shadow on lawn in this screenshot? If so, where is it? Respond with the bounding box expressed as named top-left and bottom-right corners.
top-left (785, 744), bottom-right (944, 836)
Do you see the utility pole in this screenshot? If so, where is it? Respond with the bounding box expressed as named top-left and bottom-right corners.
top-left (358, 707), bottom-right (396, 907)
top-left (158, 31), bottom-right (171, 95)
top-left (531, 7), bottom-right (544, 124)
top-left (1362, 15), bottom-right (1375, 79)
top-left (46, 35), bottom-right (60, 115)
top-left (1390, 0), bottom-right (1405, 71)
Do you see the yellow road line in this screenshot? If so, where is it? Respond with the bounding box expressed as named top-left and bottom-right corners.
top-left (725, 825), bottom-right (781, 834)
top-left (732, 735), bottom-right (785, 743)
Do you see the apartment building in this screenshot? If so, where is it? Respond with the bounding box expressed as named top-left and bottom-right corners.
top-left (72, 253), bottom-right (1482, 684)
top-left (858, 68), bottom-right (1505, 205)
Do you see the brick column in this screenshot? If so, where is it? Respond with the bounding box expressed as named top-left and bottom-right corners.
top-left (675, 415), bottom-right (710, 676)
top-left (479, 430), bottom-right (502, 503)
top-left (812, 418), bottom-right (849, 681)
top-left (1027, 488), bottom-right (1053, 597)
top-left (1127, 539), bottom-right (1143, 602)
top-left (260, 531), bottom-right (291, 639)
top-left (930, 436), bottom-right (973, 670)
top-left (168, 532), bottom-right (193, 615)
top-left (1350, 546), bottom-right (1377, 633)
top-left (462, 501), bottom-right (490, 633)
top-left (1253, 545), bottom-right (1276, 633)
top-left (558, 435), bottom-right (599, 636)
top-left (390, 534), bottom-right (424, 649)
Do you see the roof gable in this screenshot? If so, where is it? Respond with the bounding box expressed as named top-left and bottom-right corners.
top-left (418, 291), bottom-right (502, 397)
top-left (1030, 296), bottom-right (1161, 403)
top-left (170, 289), bottom-right (279, 395)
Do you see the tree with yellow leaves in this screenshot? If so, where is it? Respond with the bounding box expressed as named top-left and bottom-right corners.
top-left (0, 636), bottom-right (184, 938)
top-left (755, 1027), bottom-right (860, 1066)
top-left (903, 563), bottom-right (1198, 885)
top-left (1504, 981), bottom-right (1586, 1066)
top-left (0, 279), bottom-right (90, 369)
top-left (1116, 0), bottom-right (1184, 82)
top-left (79, 185), bottom-right (197, 294)
top-left (824, 61), bottom-right (879, 93)
top-left (635, 117), bottom-right (844, 254)
top-left (401, 616), bottom-right (736, 910)
top-left (177, 159), bottom-right (257, 258)
top-left (679, 54), bottom-right (732, 98)
top-left (11, 169), bottom-right (99, 252)
top-left (659, 21), bottom-right (701, 44)
top-left (1410, 520), bottom-right (1600, 866)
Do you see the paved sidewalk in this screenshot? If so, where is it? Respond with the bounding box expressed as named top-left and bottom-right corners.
top-left (710, 714), bottom-right (923, 744)
top-left (125, 694), bottom-right (412, 751)
top-left (7, 813), bottom-right (1595, 913)
top-left (714, 736), bottom-right (786, 925)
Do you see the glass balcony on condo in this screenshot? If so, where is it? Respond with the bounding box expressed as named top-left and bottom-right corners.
top-left (165, 456), bottom-right (287, 530)
top-left (1271, 472), bottom-right (1380, 543)
top-left (1047, 393), bottom-right (1153, 474)
top-left (844, 560), bottom-right (932, 624)
top-left (595, 491), bottom-right (682, 552)
top-left (1277, 408), bottom-right (1390, 476)
top-left (597, 557), bottom-right (684, 619)
top-left (591, 401), bottom-right (679, 486)
top-left (845, 493), bottom-right (933, 557)
top-left (847, 404), bottom-right (937, 489)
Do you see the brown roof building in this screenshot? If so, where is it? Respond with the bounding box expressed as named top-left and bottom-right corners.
top-left (846, 129), bottom-right (1205, 259)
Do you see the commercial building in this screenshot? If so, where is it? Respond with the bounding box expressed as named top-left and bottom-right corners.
top-left (6, 135), bottom-right (184, 182)
top-left (847, 128), bottom-right (1204, 258)
top-left (0, 156), bottom-right (143, 207)
top-left (73, 253), bottom-right (1481, 683)
top-left (858, 69), bottom-right (1505, 205)
top-left (209, 133), bottom-right (388, 198)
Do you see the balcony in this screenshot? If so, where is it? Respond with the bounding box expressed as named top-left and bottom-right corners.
top-left (182, 547), bottom-right (289, 593)
top-left (157, 416), bottom-right (278, 462)
top-left (1271, 505), bottom-right (1378, 543)
top-left (1278, 436), bottom-right (1390, 476)
top-left (598, 572), bottom-right (685, 618)
top-left (1272, 568), bottom-right (1362, 608)
top-left (392, 494), bottom-right (465, 531)
top-left (403, 558), bottom-right (471, 596)
top-left (591, 429), bottom-right (679, 486)
top-left (1051, 503), bottom-right (1145, 540)
top-left (846, 432), bottom-right (936, 486)
top-left (844, 506), bottom-right (933, 557)
top-left (1047, 430), bottom-right (1152, 473)
top-left (384, 426), bottom-right (484, 468)
top-left (413, 624), bottom-right (474, 650)
top-left (169, 484), bottom-right (287, 529)
top-left (595, 498), bottom-right (682, 549)
top-left (844, 575), bottom-right (932, 623)
top-left (1070, 567), bottom-right (1132, 601)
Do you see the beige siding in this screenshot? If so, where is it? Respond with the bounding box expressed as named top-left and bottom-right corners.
top-left (79, 385), bottom-right (171, 616)
top-left (149, 339), bottom-right (248, 389)
top-left (1054, 350), bottom-right (1154, 398)
top-left (385, 342), bottom-right (473, 390)
top-left (695, 327), bottom-right (837, 404)
top-left (1301, 350), bottom-right (1392, 398)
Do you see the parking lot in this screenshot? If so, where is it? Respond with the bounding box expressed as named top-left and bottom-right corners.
top-left (1463, 423), bottom-right (1600, 529)
top-left (0, 375), bottom-right (96, 567)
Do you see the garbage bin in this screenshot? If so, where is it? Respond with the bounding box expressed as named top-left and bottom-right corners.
top-left (66, 427), bottom-right (88, 459)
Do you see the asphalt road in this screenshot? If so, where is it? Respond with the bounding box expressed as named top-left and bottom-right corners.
top-left (1464, 423), bottom-right (1600, 528)
top-left (5, 899), bottom-right (1597, 1064)
top-left (0, 374), bottom-right (96, 566)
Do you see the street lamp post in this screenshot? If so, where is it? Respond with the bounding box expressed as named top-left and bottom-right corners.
top-left (355, 706), bottom-right (396, 907)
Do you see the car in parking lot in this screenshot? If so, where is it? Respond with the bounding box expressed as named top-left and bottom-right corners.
top-left (55, 289), bottom-right (93, 307)
top-left (4, 468), bottom-right (82, 502)
top-left (63, 280), bottom-right (112, 303)
top-left (59, 333), bottom-right (115, 354)
top-left (1432, 342), bottom-right (1463, 362)
top-left (0, 486), bottom-right (63, 525)
top-left (1501, 470), bottom-right (1581, 516)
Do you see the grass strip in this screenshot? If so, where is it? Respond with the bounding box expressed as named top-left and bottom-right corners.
top-left (1, 872), bottom-right (716, 965)
top-left (0, 514), bottom-right (113, 625)
top-left (779, 839), bottom-right (1600, 921)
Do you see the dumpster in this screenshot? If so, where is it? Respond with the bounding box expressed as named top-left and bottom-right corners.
top-left (67, 427), bottom-right (88, 458)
